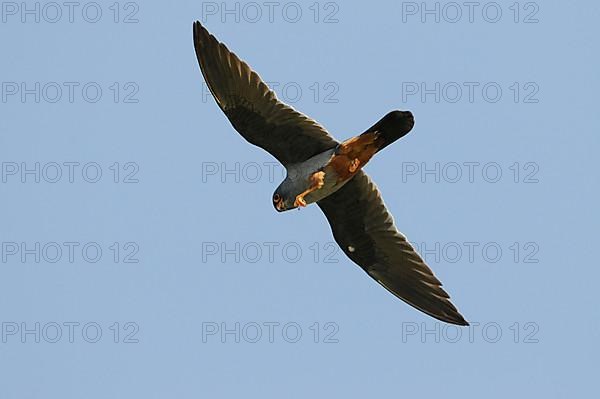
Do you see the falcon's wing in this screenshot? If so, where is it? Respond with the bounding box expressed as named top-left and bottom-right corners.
top-left (193, 21), bottom-right (339, 165)
top-left (317, 171), bottom-right (468, 326)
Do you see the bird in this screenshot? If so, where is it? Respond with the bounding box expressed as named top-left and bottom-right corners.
top-left (193, 21), bottom-right (469, 326)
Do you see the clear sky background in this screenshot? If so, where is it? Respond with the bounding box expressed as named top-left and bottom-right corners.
top-left (1, 0), bottom-right (598, 397)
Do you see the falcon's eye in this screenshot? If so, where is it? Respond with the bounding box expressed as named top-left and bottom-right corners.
top-left (273, 194), bottom-right (281, 202)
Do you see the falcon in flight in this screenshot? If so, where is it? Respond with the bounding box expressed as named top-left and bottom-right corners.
top-left (193, 21), bottom-right (468, 326)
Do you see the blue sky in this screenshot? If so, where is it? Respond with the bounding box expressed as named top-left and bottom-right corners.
top-left (1, 1), bottom-right (598, 397)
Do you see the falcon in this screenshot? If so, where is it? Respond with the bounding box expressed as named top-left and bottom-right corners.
top-left (193, 21), bottom-right (469, 326)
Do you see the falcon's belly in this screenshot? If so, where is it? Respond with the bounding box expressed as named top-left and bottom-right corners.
top-left (285, 149), bottom-right (337, 205)
top-left (287, 132), bottom-right (380, 206)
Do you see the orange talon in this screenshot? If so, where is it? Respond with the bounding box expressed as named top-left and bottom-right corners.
top-left (294, 171), bottom-right (326, 208)
top-left (349, 158), bottom-right (361, 173)
top-left (294, 195), bottom-right (307, 207)
top-left (312, 171), bottom-right (325, 188)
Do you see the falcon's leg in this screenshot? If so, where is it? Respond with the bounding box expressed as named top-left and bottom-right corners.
top-left (294, 171), bottom-right (326, 207)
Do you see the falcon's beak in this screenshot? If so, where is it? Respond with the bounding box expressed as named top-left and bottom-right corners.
top-left (275, 198), bottom-right (286, 212)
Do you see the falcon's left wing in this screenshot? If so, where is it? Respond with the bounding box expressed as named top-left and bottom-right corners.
top-left (193, 21), bottom-right (339, 165)
top-left (317, 171), bottom-right (469, 326)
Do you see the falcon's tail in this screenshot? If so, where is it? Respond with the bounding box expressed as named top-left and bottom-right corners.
top-left (362, 110), bottom-right (414, 153)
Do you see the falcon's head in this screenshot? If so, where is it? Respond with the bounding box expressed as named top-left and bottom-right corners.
top-left (272, 179), bottom-right (299, 212)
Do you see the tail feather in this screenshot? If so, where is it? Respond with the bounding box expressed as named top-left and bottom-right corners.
top-left (333, 111), bottom-right (415, 175)
top-left (363, 110), bottom-right (414, 153)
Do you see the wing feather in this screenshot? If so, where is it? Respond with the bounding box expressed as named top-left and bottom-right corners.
top-left (317, 171), bottom-right (468, 326)
top-left (193, 21), bottom-right (338, 165)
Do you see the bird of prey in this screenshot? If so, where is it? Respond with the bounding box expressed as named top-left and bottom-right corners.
top-left (193, 21), bottom-right (468, 326)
